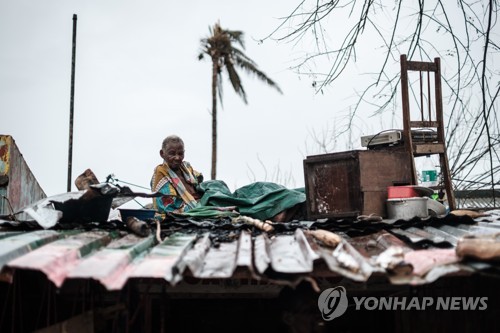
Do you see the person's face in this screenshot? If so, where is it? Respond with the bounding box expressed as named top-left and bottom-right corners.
top-left (161, 142), bottom-right (184, 171)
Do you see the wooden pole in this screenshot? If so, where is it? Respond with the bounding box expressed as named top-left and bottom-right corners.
top-left (67, 14), bottom-right (77, 192)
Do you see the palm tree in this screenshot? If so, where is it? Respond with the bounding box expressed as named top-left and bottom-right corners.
top-left (199, 22), bottom-right (282, 180)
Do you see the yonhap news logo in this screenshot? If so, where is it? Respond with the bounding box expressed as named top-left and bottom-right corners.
top-left (318, 286), bottom-right (488, 321)
top-left (317, 286), bottom-right (348, 320)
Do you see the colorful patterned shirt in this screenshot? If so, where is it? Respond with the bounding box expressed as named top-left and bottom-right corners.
top-left (150, 161), bottom-right (203, 219)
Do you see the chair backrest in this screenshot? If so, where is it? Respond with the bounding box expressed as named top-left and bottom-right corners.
top-left (400, 54), bottom-right (445, 149)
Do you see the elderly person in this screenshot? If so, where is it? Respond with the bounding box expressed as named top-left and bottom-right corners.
top-left (151, 135), bottom-right (305, 222)
top-left (151, 135), bottom-right (203, 217)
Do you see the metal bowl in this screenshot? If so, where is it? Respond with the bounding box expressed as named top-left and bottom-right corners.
top-left (118, 208), bottom-right (156, 221)
top-left (387, 197), bottom-right (428, 220)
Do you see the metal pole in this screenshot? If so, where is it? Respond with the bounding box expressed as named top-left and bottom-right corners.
top-left (67, 14), bottom-right (77, 192)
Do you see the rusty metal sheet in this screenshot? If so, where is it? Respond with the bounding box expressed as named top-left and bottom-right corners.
top-left (253, 233), bottom-right (271, 274)
top-left (0, 231), bottom-right (22, 240)
top-left (21, 192), bottom-right (83, 228)
top-left (127, 233), bottom-right (197, 286)
top-left (390, 228), bottom-right (427, 244)
top-left (347, 230), bottom-right (413, 258)
top-left (436, 224), bottom-right (470, 239)
top-left (195, 238), bottom-right (238, 279)
top-left (373, 246), bottom-right (408, 272)
top-left (7, 230), bottom-right (117, 287)
top-left (235, 231), bottom-right (252, 269)
top-left (422, 226), bottom-right (460, 246)
top-left (1, 212), bottom-right (500, 290)
top-left (404, 248), bottom-right (460, 276)
top-left (268, 229), bottom-right (317, 274)
top-left (182, 233), bottom-right (211, 277)
top-left (391, 226), bottom-right (466, 247)
top-left (0, 230), bottom-right (63, 273)
top-left (294, 229), bottom-right (321, 264)
top-left (455, 190), bottom-right (500, 209)
top-left (466, 225), bottom-right (500, 236)
top-left (0, 135), bottom-right (10, 176)
top-left (200, 230), bottom-right (256, 279)
top-left (0, 135), bottom-right (46, 218)
top-left (385, 248), bottom-right (468, 285)
top-left (388, 262), bottom-right (468, 286)
top-left (67, 233), bottom-right (155, 289)
top-left (477, 221), bottom-right (500, 229)
top-left (404, 227), bottom-right (451, 246)
top-left (417, 263), bottom-right (470, 284)
top-left (311, 236), bottom-right (374, 281)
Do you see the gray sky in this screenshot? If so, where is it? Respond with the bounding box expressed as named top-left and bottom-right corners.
top-left (1, 0), bottom-right (362, 201)
top-left (3, 1), bottom-right (478, 206)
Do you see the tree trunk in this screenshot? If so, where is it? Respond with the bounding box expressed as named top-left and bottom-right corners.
top-left (211, 59), bottom-right (218, 180)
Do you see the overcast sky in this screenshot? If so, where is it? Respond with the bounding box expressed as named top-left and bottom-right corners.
top-left (1, 0), bottom-right (465, 207)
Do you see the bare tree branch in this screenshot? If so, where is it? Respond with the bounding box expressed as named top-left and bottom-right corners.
top-left (264, 0), bottom-right (499, 193)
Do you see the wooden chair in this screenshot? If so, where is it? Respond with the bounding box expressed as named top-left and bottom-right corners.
top-left (400, 54), bottom-right (456, 210)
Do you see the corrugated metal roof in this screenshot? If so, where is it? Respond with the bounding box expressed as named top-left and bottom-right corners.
top-left (1, 210), bottom-right (500, 291)
top-left (455, 189), bottom-right (500, 209)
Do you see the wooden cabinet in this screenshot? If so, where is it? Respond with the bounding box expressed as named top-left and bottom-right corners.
top-left (303, 148), bottom-right (413, 219)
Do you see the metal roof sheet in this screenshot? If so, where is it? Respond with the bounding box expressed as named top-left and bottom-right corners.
top-left (1, 210), bottom-right (500, 291)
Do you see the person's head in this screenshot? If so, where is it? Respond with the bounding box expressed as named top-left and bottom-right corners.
top-left (160, 135), bottom-right (185, 171)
